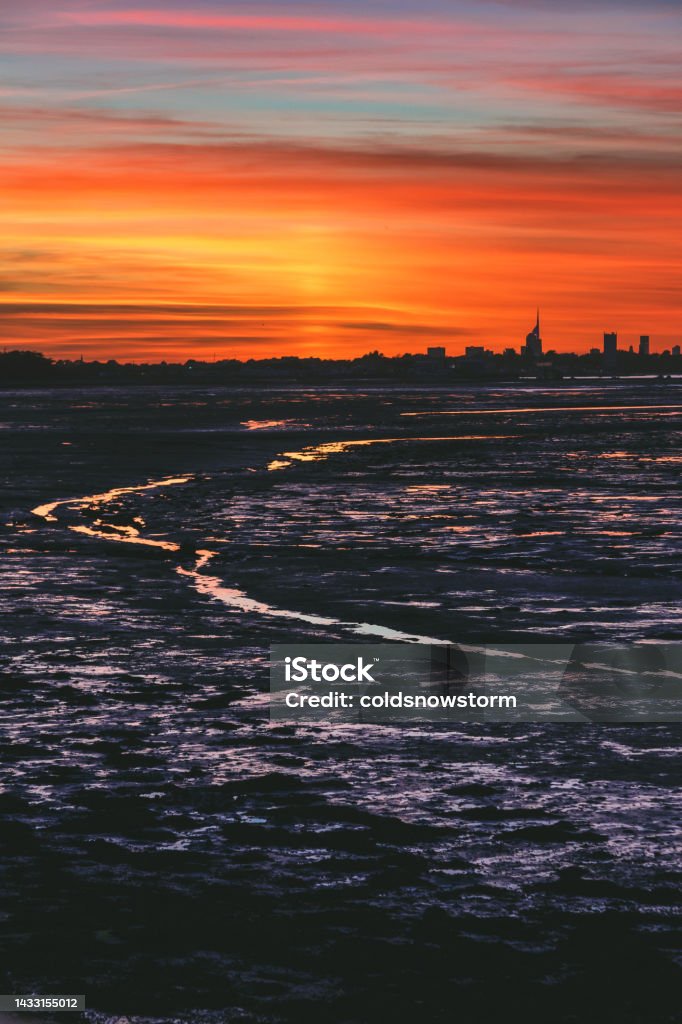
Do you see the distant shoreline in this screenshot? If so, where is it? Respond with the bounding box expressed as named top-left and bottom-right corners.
top-left (1, 348), bottom-right (681, 389)
top-left (1, 377), bottom-right (680, 390)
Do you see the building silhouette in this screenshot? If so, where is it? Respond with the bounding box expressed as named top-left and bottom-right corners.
top-left (523, 310), bottom-right (543, 358)
top-left (639, 335), bottom-right (650, 357)
top-left (603, 331), bottom-right (618, 369)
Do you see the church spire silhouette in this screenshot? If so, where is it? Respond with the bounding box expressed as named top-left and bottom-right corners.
top-left (524, 308), bottom-right (543, 358)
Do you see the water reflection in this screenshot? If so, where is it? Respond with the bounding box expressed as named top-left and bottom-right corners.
top-left (32, 476), bottom-right (192, 523)
top-left (268, 435), bottom-right (516, 471)
top-left (402, 403), bottom-right (682, 418)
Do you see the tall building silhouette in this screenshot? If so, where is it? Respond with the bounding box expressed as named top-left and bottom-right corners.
top-left (523, 309), bottom-right (543, 358)
top-left (603, 331), bottom-right (618, 369)
top-left (639, 335), bottom-right (650, 357)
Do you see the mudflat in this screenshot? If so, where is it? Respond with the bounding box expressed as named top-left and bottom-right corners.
top-left (1, 383), bottom-right (681, 1023)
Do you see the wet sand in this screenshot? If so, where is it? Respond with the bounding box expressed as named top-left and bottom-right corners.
top-left (1, 383), bottom-right (681, 1023)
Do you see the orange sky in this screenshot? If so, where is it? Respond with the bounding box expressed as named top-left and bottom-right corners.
top-left (2, 2), bottom-right (681, 359)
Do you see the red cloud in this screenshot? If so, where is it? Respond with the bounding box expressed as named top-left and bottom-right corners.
top-left (58, 8), bottom-right (427, 36)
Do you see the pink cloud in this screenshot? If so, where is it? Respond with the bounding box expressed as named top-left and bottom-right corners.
top-left (57, 7), bottom-right (430, 36)
top-left (506, 69), bottom-right (682, 113)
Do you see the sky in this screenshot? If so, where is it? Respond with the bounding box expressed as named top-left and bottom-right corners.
top-left (1, 0), bottom-right (681, 360)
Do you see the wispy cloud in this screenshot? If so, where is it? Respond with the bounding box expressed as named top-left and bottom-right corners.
top-left (1, 2), bottom-right (680, 358)
top-left (55, 7), bottom-right (430, 34)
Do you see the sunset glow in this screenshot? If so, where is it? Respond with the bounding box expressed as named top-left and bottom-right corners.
top-left (2, 1), bottom-right (681, 359)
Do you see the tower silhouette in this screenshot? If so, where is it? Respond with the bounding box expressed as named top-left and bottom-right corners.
top-left (523, 308), bottom-right (542, 358)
